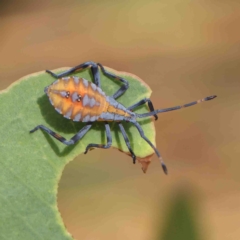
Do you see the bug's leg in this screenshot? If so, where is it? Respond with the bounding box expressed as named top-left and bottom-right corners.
top-left (132, 121), bottom-right (168, 174)
top-left (97, 63), bottom-right (129, 99)
top-left (127, 98), bottom-right (158, 120)
top-left (118, 123), bottom-right (136, 164)
top-left (84, 122), bottom-right (112, 154)
top-left (46, 61), bottom-right (101, 87)
top-left (30, 123), bottom-right (92, 145)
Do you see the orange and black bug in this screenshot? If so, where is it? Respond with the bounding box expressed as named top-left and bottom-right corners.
top-left (30, 61), bottom-right (217, 174)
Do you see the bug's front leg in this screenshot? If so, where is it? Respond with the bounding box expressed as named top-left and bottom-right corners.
top-left (127, 98), bottom-right (158, 120)
top-left (132, 121), bottom-right (168, 174)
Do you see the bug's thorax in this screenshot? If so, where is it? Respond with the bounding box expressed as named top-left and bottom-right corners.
top-left (45, 76), bottom-right (135, 122)
top-left (98, 96), bottom-right (136, 122)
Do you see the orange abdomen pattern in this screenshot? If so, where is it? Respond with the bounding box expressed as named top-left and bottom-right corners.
top-left (46, 77), bottom-right (108, 122)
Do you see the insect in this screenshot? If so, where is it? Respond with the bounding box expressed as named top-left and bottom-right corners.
top-left (30, 61), bottom-right (216, 174)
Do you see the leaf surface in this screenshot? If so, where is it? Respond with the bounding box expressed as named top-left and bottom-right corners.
top-left (0, 66), bottom-right (156, 239)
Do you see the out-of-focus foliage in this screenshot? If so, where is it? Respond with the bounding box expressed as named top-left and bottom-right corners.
top-left (158, 188), bottom-right (200, 240)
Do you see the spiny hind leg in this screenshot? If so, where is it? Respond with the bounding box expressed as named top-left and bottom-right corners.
top-left (84, 122), bottom-right (112, 154)
top-left (30, 123), bottom-right (92, 145)
top-left (46, 61), bottom-right (101, 87)
top-left (127, 98), bottom-right (158, 120)
top-left (118, 123), bottom-right (136, 164)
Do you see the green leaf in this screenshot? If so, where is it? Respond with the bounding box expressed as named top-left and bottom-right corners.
top-left (0, 66), bottom-right (155, 239)
top-left (156, 188), bottom-right (201, 240)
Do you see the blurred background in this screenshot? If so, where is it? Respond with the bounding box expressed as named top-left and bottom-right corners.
top-left (0, 1), bottom-right (240, 239)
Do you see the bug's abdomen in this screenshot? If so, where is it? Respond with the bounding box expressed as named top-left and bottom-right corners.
top-left (46, 77), bottom-right (107, 122)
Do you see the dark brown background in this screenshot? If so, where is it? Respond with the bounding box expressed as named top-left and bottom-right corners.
top-left (1, 1), bottom-right (240, 239)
